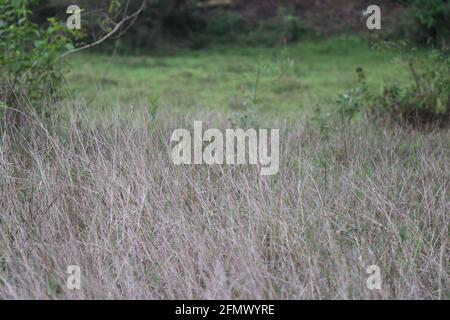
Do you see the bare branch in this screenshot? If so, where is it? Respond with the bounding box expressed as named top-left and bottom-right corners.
top-left (57, 0), bottom-right (147, 60)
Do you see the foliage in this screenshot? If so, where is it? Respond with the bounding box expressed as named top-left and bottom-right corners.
top-left (371, 51), bottom-right (449, 127)
top-left (0, 0), bottom-right (78, 123)
top-left (110, 0), bottom-right (203, 52)
top-left (338, 49), bottom-right (450, 128)
top-left (394, 0), bottom-right (450, 45)
top-left (409, 0), bottom-right (449, 40)
top-left (25, 1), bottom-right (312, 52)
top-left (336, 67), bottom-right (367, 125)
top-left (194, 7), bottom-right (307, 48)
top-left (203, 9), bottom-right (244, 37)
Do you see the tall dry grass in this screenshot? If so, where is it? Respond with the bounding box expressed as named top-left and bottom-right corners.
top-left (0, 102), bottom-right (448, 299)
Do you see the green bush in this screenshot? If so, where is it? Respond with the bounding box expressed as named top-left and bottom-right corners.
top-left (339, 51), bottom-right (450, 128)
top-left (0, 0), bottom-right (77, 125)
top-left (392, 0), bottom-right (450, 45)
top-left (409, 0), bottom-right (450, 43)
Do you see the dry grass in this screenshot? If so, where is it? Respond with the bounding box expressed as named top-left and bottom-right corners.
top-left (0, 102), bottom-right (448, 299)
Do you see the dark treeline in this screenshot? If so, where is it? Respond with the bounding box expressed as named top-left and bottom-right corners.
top-left (27, 0), bottom-right (450, 52)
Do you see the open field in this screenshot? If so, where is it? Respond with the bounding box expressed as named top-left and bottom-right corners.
top-left (67, 37), bottom-right (416, 114)
top-left (1, 37), bottom-right (448, 299)
top-left (0, 105), bottom-right (448, 299)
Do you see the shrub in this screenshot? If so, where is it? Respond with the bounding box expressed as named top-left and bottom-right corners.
top-left (0, 0), bottom-right (77, 126)
top-left (391, 0), bottom-right (450, 45)
top-left (408, 0), bottom-right (450, 44)
top-left (339, 50), bottom-right (450, 128)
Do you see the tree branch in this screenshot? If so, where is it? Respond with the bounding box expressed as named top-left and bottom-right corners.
top-left (57, 0), bottom-right (147, 60)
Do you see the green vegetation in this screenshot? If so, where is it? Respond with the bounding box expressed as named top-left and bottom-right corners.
top-left (341, 49), bottom-right (450, 128)
top-left (0, 0), bottom-right (78, 121)
top-left (67, 37), bottom-right (417, 114)
top-left (407, 0), bottom-right (450, 44)
top-left (192, 7), bottom-right (308, 49)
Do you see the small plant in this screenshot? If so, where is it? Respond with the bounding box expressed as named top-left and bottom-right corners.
top-left (147, 95), bottom-right (160, 119)
top-left (336, 67), bottom-right (368, 125)
top-left (228, 110), bottom-right (259, 129)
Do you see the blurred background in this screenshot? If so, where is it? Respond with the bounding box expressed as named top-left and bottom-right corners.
top-left (31, 0), bottom-right (449, 52)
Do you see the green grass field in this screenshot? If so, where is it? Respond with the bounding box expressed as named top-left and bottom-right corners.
top-left (67, 36), bottom-right (416, 114)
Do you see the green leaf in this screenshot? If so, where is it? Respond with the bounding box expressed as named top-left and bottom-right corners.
top-left (34, 40), bottom-right (46, 48)
top-left (10, 61), bottom-right (23, 73)
top-left (65, 43), bottom-right (75, 51)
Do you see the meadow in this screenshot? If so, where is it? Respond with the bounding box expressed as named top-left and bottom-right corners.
top-left (0, 37), bottom-right (448, 299)
top-left (67, 37), bottom-right (415, 114)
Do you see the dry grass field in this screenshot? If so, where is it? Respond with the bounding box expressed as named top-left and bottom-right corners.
top-left (0, 101), bottom-right (448, 299)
